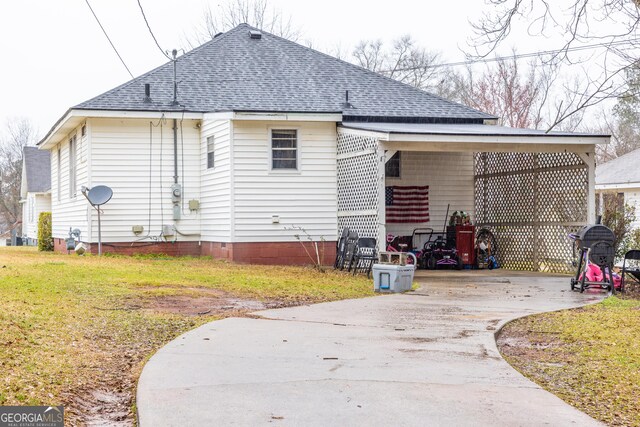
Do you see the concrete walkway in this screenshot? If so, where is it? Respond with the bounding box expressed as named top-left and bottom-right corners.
top-left (137, 271), bottom-right (605, 426)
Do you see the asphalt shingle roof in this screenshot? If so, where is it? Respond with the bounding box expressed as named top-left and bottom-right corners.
top-left (75, 24), bottom-right (494, 122)
top-left (596, 148), bottom-right (640, 186)
top-left (23, 146), bottom-right (51, 192)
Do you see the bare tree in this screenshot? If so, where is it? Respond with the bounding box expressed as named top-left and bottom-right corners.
top-left (454, 57), bottom-right (549, 128)
top-left (471, 0), bottom-right (640, 62)
top-left (0, 118), bottom-right (38, 230)
top-left (190, 0), bottom-right (300, 46)
top-left (470, 0), bottom-right (640, 129)
top-left (352, 35), bottom-right (446, 93)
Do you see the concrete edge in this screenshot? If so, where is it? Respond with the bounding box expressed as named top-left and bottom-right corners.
top-left (489, 291), bottom-right (609, 424)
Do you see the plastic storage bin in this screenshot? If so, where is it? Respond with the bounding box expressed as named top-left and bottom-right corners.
top-left (372, 264), bottom-right (415, 292)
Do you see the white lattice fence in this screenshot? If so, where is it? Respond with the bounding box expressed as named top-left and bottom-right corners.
top-left (474, 152), bottom-right (588, 273)
top-left (337, 130), bottom-right (381, 240)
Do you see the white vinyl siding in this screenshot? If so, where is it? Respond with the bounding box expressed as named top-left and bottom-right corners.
top-left (385, 151), bottom-right (475, 239)
top-left (232, 120), bottom-right (337, 242)
top-left (89, 118), bottom-right (201, 242)
top-left (51, 127), bottom-right (89, 240)
top-left (628, 190), bottom-right (640, 230)
top-left (201, 118), bottom-right (231, 241)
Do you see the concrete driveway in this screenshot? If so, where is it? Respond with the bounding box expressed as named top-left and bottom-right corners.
top-left (137, 270), bottom-right (604, 426)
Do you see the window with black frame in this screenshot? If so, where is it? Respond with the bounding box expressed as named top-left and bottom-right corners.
top-left (385, 151), bottom-right (400, 178)
top-left (271, 129), bottom-right (297, 169)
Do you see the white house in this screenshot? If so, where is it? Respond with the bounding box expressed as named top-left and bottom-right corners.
top-left (596, 149), bottom-right (640, 230)
top-left (20, 146), bottom-right (51, 245)
top-left (38, 24), bottom-right (608, 270)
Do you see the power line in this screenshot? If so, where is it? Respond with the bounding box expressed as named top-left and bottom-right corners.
top-left (84, 0), bottom-right (134, 79)
top-left (383, 38), bottom-right (640, 73)
top-left (137, 0), bottom-right (172, 61)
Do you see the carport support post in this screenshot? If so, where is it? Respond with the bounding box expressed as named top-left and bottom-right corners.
top-left (578, 152), bottom-right (597, 224)
top-left (377, 144), bottom-right (387, 253)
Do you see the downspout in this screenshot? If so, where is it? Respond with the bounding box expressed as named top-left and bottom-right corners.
top-left (173, 119), bottom-right (178, 184)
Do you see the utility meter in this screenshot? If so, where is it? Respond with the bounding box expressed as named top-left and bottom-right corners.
top-left (171, 183), bottom-right (182, 203)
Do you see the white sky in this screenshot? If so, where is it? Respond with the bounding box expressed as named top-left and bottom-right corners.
top-left (0, 0), bottom-right (621, 139)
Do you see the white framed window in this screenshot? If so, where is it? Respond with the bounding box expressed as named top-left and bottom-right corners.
top-left (57, 147), bottom-right (61, 201)
top-left (69, 135), bottom-right (77, 198)
top-left (207, 136), bottom-right (215, 169)
top-left (271, 129), bottom-right (297, 170)
top-left (29, 196), bottom-right (35, 223)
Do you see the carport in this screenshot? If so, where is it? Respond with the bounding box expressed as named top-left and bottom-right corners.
top-left (336, 122), bottom-right (609, 273)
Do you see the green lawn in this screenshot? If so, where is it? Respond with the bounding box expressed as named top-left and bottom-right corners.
top-left (0, 247), bottom-right (372, 424)
top-left (499, 296), bottom-right (640, 426)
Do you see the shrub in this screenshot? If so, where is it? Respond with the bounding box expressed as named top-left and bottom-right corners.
top-left (37, 212), bottom-right (53, 251)
top-left (601, 195), bottom-right (636, 257)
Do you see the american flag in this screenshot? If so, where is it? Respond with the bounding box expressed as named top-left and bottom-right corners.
top-left (385, 186), bottom-right (430, 223)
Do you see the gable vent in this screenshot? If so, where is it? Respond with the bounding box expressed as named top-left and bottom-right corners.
top-left (249, 30), bottom-right (262, 40)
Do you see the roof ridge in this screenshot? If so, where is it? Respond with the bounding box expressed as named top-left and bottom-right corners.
top-left (74, 25), bottom-right (247, 110)
top-left (258, 26), bottom-right (493, 118)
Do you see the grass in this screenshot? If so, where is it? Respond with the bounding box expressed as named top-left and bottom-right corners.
top-left (499, 295), bottom-right (640, 426)
top-left (0, 247), bottom-right (372, 424)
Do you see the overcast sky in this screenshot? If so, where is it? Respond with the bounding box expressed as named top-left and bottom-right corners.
top-left (0, 0), bottom-right (619, 140)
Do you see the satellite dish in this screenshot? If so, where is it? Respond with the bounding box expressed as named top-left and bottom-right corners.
top-left (80, 185), bottom-right (114, 257)
top-left (87, 185), bottom-right (113, 206)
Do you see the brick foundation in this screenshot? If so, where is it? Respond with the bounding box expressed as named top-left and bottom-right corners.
top-left (53, 238), bottom-right (201, 257)
top-left (54, 238), bottom-right (336, 266)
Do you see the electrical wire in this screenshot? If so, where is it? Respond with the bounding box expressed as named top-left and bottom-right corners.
top-left (381, 37), bottom-right (640, 73)
top-left (136, 0), bottom-right (172, 61)
top-left (83, 0), bottom-right (134, 78)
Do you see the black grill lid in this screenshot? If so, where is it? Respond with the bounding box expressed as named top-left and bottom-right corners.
top-left (576, 224), bottom-right (615, 249)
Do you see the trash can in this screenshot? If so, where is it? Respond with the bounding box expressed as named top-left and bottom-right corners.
top-left (372, 264), bottom-right (415, 293)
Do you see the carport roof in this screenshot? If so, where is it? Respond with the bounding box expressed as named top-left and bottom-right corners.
top-left (339, 122), bottom-right (610, 148)
top-left (340, 122), bottom-right (609, 138)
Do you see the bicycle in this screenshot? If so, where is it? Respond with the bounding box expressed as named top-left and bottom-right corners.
top-left (385, 233), bottom-right (418, 266)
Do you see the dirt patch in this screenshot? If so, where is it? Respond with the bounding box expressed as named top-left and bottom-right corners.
top-left (121, 287), bottom-right (290, 316)
top-left (620, 279), bottom-right (640, 300)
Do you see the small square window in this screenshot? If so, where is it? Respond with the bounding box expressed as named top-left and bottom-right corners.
top-left (272, 129), bottom-right (297, 169)
top-left (207, 136), bottom-right (215, 169)
top-left (385, 151), bottom-right (401, 178)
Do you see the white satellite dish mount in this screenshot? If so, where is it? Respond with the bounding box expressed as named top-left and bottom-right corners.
top-left (81, 185), bottom-right (113, 256)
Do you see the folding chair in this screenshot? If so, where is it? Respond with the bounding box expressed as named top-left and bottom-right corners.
top-left (334, 228), bottom-right (350, 270)
top-left (621, 249), bottom-right (640, 293)
top-left (342, 231), bottom-right (359, 271)
top-left (351, 237), bottom-right (378, 277)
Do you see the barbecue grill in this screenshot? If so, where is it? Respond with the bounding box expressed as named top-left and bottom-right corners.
top-left (569, 223), bottom-right (616, 293)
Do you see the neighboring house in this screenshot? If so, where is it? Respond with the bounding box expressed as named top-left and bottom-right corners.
top-left (38, 24), bottom-right (609, 270)
top-left (20, 147), bottom-right (52, 245)
top-left (596, 149), bottom-right (640, 230)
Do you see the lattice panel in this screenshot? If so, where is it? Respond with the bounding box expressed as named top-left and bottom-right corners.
top-left (337, 130), bottom-right (380, 239)
top-left (475, 152), bottom-right (588, 273)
